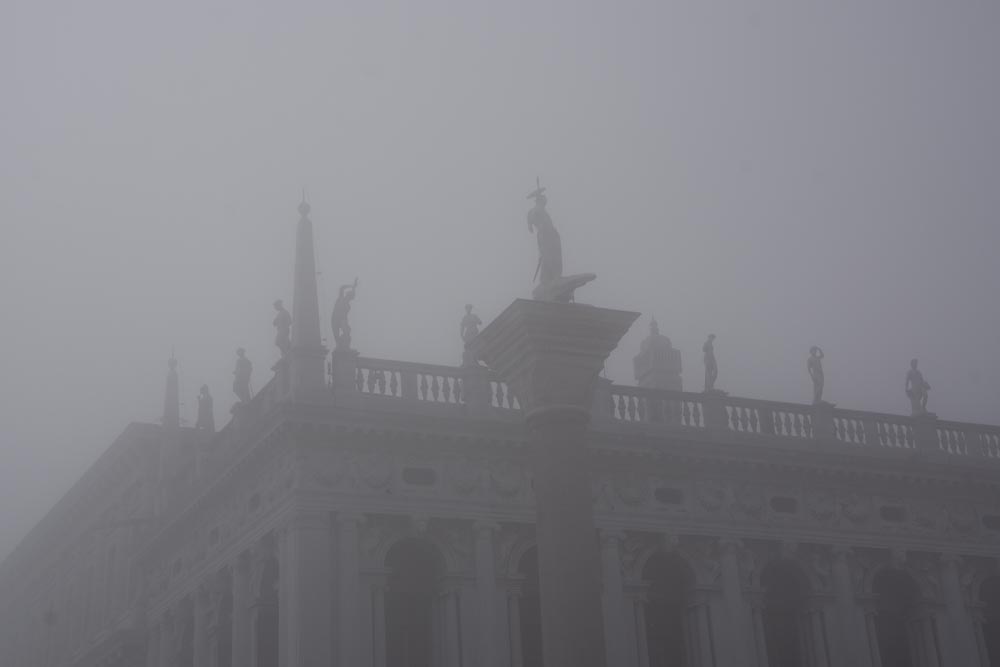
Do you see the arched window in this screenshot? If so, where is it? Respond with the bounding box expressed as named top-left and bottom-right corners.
top-left (642, 552), bottom-right (694, 667)
top-left (760, 561), bottom-right (809, 667)
top-left (385, 539), bottom-right (444, 667)
top-left (254, 557), bottom-right (279, 667)
top-left (980, 576), bottom-right (1000, 667)
top-left (517, 547), bottom-right (543, 667)
top-left (872, 570), bottom-right (922, 667)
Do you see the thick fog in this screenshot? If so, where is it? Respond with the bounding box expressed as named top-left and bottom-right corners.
top-left (2, 1), bottom-right (998, 559)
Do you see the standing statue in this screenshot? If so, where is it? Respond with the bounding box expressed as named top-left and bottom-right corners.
top-left (331, 278), bottom-right (358, 350)
top-left (526, 179), bottom-right (595, 302)
top-left (905, 358), bottom-right (931, 416)
top-left (273, 299), bottom-right (292, 357)
top-left (195, 385), bottom-right (215, 431)
top-left (460, 304), bottom-right (483, 367)
top-left (703, 334), bottom-right (718, 393)
top-left (232, 348), bottom-right (253, 403)
top-left (808, 346), bottom-right (825, 404)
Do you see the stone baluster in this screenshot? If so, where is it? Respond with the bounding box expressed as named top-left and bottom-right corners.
top-left (336, 513), bottom-right (363, 666)
top-left (230, 553), bottom-right (252, 667)
top-left (940, 553), bottom-right (980, 666)
top-left (599, 531), bottom-right (628, 667)
top-left (279, 510), bottom-right (333, 667)
top-left (474, 521), bottom-right (499, 667)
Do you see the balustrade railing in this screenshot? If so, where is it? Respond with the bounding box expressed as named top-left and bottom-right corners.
top-left (327, 356), bottom-right (1000, 461)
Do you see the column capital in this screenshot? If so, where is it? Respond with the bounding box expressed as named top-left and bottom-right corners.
top-left (718, 536), bottom-right (744, 555)
top-left (599, 529), bottom-right (626, 549)
top-left (831, 544), bottom-right (854, 561)
top-left (337, 511), bottom-right (366, 527)
top-left (939, 552), bottom-right (963, 568)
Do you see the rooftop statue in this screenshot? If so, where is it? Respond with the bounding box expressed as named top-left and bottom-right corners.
top-left (195, 385), bottom-right (215, 432)
top-left (808, 346), bottom-right (828, 405)
top-left (273, 299), bottom-right (292, 357)
top-left (331, 278), bottom-right (358, 351)
top-left (526, 179), bottom-right (595, 302)
top-left (232, 348), bottom-right (253, 403)
top-left (906, 358), bottom-right (933, 416)
top-left (633, 318), bottom-right (683, 391)
top-left (703, 334), bottom-right (719, 393)
top-left (460, 304), bottom-right (483, 367)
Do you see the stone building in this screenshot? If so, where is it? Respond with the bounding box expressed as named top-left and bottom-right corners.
top-left (3, 202), bottom-right (1000, 667)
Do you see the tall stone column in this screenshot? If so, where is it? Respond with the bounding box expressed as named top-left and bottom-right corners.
top-left (231, 553), bottom-right (252, 667)
top-left (473, 299), bottom-right (639, 667)
top-left (279, 509), bottom-right (333, 667)
top-left (193, 587), bottom-right (210, 667)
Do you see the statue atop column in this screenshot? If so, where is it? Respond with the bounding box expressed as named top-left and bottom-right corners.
top-left (195, 385), bottom-right (215, 432)
top-left (526, 179), bottom-right (595, 303)
top-left (331, 278), bottom-right (358, 351)
top-left (232, 348), bottom-right (253, 403)
top-left (807, 346), bottom-right (827, 405)
top-left (460, 304), bottom-right (483, 367)
top-left (906, 358), bottom-right (932, 416)
top-left (272, 299), bottom-right (292, 357)
top-left (703, 334), bottom-right (722, 393)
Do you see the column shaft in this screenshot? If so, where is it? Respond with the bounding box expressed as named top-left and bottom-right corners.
top-left (231, 557), bottom-right (252, 667)
top-left (529, 410), bottom-right (607, 667)
top-left (336, 514), bottom-right (361, 666)
top-left (600, 532), bottom-right (628, 667)
top-left (475, 522), bottom-right (498, 667)
top-left (719, 542), bottom-right (752, 667)
top-left (941, 556), bottom-right (979, 666)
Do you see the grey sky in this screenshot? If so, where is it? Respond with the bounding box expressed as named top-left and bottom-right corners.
top-left (2, 0), bottom-right (998, 558)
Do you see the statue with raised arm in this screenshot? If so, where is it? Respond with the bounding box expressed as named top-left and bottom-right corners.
top-left (233, 348), bottom-right (253, 403)
top-left (526, 179), bottom-right (595, 302)
top-left (195, 385), bottom-right (215, 432)
top-left (272, 299), bottom-right (292, 357)
top-left (331, 278), bottom-right (358, 350)
top-left (906, 358), bottom-right (931, 416)
top-left (460, 304), bottom-right (483, 367)
top-left (808, 346), bottom-right (825, 404)
top-left (703, 334), bottom-right (718, 393)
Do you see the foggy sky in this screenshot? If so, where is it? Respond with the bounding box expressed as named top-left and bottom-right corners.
top-left (2, 0), bottom-right (999, 559)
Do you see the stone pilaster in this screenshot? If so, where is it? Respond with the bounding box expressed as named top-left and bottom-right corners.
top-left (336, 513), bottom-right (362, 667)
top-left (599, 530), bottom-right (628, 667)
top-left (279, 510), bottom-right (333, 667)
top-left (718, 539), bottom-right (753, 667)
top-left (472, 299), bottom-right (638, 667)
top-left (474, 521), bottom-right (499, 667)
top-left (940, 554), bottom-right (980, 666)
top-left (230, 553), bottom-right (252, 667)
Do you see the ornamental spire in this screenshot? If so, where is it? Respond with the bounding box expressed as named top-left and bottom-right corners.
top-left (288, 194), bottom-right (327, 400)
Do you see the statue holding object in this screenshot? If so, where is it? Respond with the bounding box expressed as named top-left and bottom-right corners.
top-left (808, 346), bottom-right (827, 405)
top-left (526, 178), bottom-right (595, 302)
top-left (331, 278), bottom-right (358, 351)
top-left (906, 358), bottom-right (933, 416)
top-left (460, 304), bottom-right (483, 367)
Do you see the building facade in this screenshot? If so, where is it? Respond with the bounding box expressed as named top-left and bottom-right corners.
top-left (3, 205), bottom-right (1000, 667)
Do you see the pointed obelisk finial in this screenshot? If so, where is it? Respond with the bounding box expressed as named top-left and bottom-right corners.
top-left (288, 194), bottom-right (327, 401)
top-left (162, 350), bottom-right (180, 428)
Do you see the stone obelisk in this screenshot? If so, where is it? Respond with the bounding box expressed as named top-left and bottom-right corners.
top-left (475, 298), bottom-right (636, 667)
